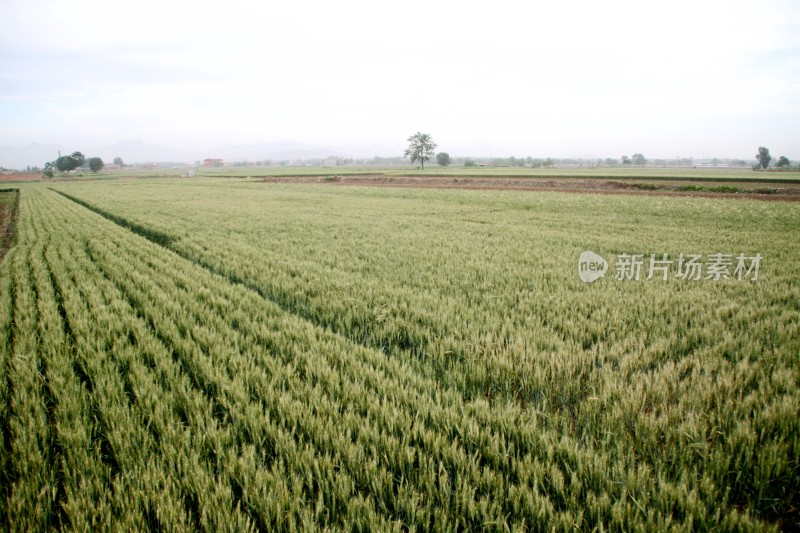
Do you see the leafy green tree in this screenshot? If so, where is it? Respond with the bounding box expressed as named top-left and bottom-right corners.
top-left (631, 153), bottom-right (646, 166)
top-left (404, 132), bottom-right (437, 170)
top-left (464, 158), bottom-right (477, 167)
top-left (436, 152), bottom-right (451, 166)
top-left (43, 161), bottom-right (56, 178)
top-left (621, 155), bottom-right (631, 165)
top-left (113, 157), bottom-right (124, 167)
top-left (88, 157), bottom-right (104, 173)
top-left (55, 151), bottom-right (86, 172)
top-left (775, 156), bottom-right (790, 168)
top-left (755, 146), bottom-right (771, 170)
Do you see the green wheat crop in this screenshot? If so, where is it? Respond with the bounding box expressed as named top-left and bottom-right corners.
top-left (1, 180), bottom-right (797, 531)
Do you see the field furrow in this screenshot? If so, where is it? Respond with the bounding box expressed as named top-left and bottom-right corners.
top-left (0, 229), bottom-right (14, 505)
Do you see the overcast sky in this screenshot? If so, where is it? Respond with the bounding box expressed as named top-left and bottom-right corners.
top-left (1, 0), bottom-right (799, 161)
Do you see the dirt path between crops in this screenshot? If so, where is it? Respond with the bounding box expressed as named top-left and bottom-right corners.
top-left (259, 175), bottom-right (800, 202)
top-left (0, 172), bottom-right (41, 182)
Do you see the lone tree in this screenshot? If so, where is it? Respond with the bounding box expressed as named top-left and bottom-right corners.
top-left (755, 146), bottom-right (771, 170)
top-left (631, 153), bottom-right (646, 166)
top-left (404, 132), bottom-right (437, 169)
top-left (43, 161), bottom-right (56, 179)
top-left (55, 151), bottom-right (86, 172)
top-left (776, 155), bottom-right (790, 169)
top-left (436, 152), bottom-right (451, 167)
top-left (88, 157), bottom-right (104, 173)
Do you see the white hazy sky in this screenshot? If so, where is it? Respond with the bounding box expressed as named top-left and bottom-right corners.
top-left (1, 0), bottom-right (799, 160)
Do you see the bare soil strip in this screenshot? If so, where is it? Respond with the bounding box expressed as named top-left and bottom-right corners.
top-left (258, 175), bottom-right (800, 202)
top-left (0, 173), bottom-right (41, 182)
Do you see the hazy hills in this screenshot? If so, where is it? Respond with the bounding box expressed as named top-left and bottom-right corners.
top-left (0, 140), bottom-right (405, 169)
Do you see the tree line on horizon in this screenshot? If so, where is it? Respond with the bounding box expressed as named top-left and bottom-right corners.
top-left (3, 142), bottom-right (794, 173)
top-left (406, 133), bottom-right (794, 170)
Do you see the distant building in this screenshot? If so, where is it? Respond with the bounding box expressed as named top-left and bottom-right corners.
top-left (203, 158), bottom-right (224, 168)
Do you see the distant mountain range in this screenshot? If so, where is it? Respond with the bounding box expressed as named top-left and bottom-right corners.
top-left (0, 140), bottom-right (405, 169)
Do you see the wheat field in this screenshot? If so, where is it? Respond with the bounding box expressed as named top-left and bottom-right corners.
top-left (1, 179), bottom-right (797, 530)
